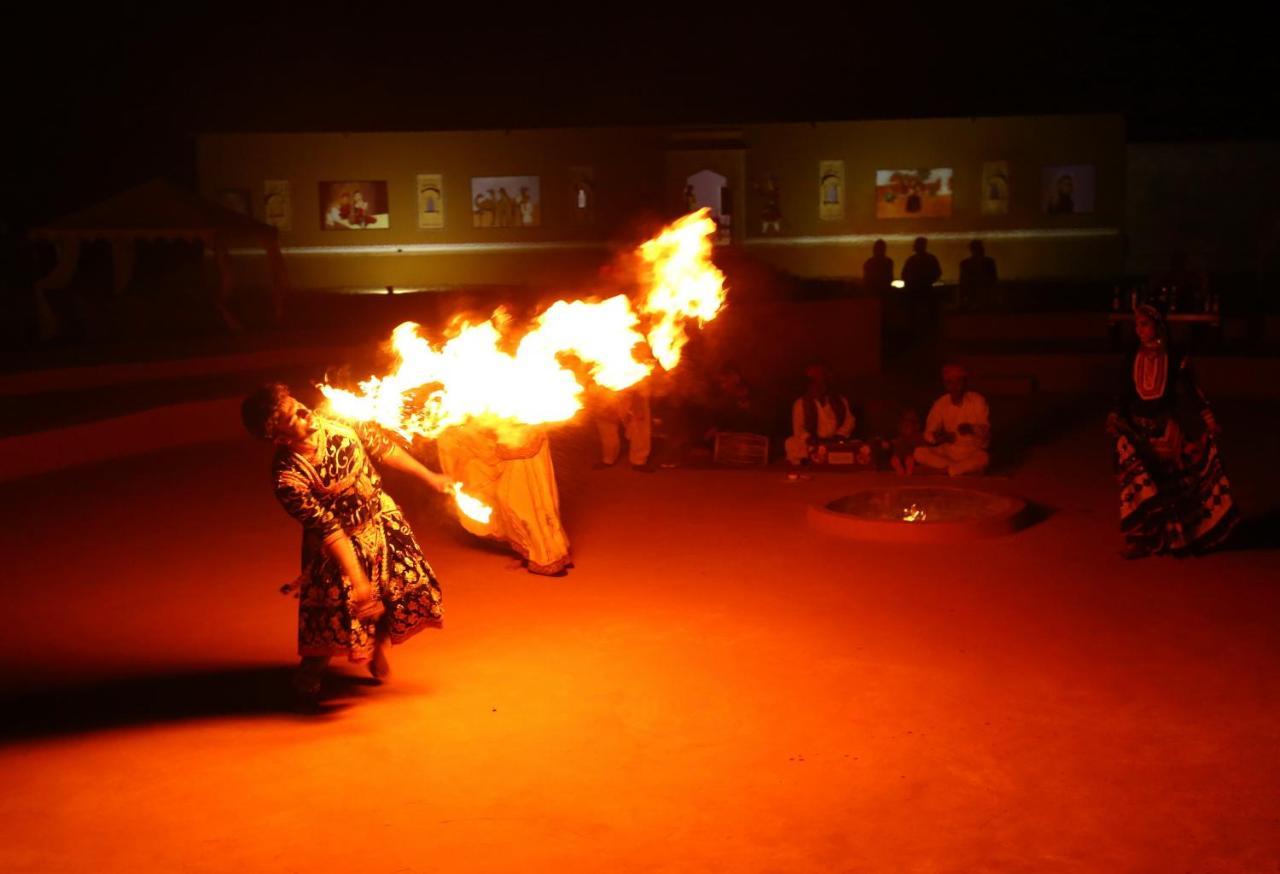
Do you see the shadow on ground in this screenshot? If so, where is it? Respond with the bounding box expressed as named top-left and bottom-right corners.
top-left (1225, 506), bottom-right (1280, 552)
top-left (1019, 500), bottom-right (1058, 530)
top-left (0, 666), bottom-right (376, 743)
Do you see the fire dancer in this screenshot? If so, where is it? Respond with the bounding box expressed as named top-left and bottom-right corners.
top-left (314, 210), bottom-right (725, 576)
top-left (435, 422), bottom-right (572, 575)
top-left (241, 383), bottom-right (449, 702)
top-left (1106, 301), bottom-right (1238, 557)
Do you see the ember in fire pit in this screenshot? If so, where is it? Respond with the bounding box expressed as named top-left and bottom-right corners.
top-left (808, 486), bottom-right (1029, 542)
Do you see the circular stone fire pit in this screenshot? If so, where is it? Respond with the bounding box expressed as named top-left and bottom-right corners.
top-left (807, 486), bottom-right (1029, 543)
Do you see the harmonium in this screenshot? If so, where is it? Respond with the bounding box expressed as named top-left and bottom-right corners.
top-left (815, 439), bottom-right (873, 467)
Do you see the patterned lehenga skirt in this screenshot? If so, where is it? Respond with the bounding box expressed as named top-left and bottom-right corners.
top-left (297, 493), bottom-right (443, 661)
top-left (1114, 416), bottom-right (1239, 555)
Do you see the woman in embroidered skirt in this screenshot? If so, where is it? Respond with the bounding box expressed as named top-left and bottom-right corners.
top-left (434, 422), bottom-right (572, 576)
top-left (1106, 303), bottom-right (1238, 558)
top-left (241, 384), bottom-right (451, 701)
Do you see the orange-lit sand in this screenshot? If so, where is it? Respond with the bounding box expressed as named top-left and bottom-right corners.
top-left (3, 411), bottom-right (1279, 872)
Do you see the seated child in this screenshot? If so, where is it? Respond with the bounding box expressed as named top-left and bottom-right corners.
top-left (890, 408), bottom-right (924, 476)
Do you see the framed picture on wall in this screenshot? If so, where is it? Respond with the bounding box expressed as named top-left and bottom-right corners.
top-left (818, 160), bottom-right (845, 221)
top-left (471, 176), bottom-right (540, 227)
top-left (263, 180), bottom-right (292, 231)
top-left (417, 174), bottom-right (444, 229)
top-left (980, 161), bottom-right (1010, 216)
top-left (319, 181), bottom-right (390, 230)
top-left (875, 168), bottom-right (953, 218)
top-left (569, 166), bottom-right (595, 225)
top-left (1042, 165), bottom-right (1095, 214)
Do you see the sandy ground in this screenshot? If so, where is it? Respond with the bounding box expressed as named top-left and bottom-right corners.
top-left (2, 406), bottom-right (1279, 873)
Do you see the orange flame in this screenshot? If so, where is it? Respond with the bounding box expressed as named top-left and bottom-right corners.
top-left (638, 210), bottom-right (726, 370)
top-left (321, 210), bottom-right (725, 442)
top-left (451, 482), bottom-right (493, 524)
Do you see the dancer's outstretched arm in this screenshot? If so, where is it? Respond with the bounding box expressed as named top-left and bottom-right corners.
top-left (380, 444), bottom-right (453, 494)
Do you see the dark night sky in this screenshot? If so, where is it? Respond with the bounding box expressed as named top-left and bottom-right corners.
top-left (6, 3), bottom-right (1276, 229)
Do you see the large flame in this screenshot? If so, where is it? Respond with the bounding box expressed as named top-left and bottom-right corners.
top-left (319, 210), bottom-right (726, 522)
top-left (322, 210), bottom-right (725, 440)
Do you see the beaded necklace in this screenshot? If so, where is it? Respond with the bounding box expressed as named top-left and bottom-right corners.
top-left (1133, 343), bottom-right (1168, 401)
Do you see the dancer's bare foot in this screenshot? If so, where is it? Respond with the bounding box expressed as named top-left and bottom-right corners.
top-left (369, 639), bottom-right (391, 681)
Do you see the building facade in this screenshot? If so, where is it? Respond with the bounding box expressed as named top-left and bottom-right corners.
top-left (198, 113), bottom-right (1125, 292)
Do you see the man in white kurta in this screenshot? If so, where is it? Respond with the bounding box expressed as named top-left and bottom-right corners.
top-left (914, 363), bottom-right (991, 476)
top-left (785, 363), bottom-right (856, 464)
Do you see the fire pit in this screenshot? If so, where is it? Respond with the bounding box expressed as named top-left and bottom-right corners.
top-left (807, 485), bottom-right (1029, 543)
